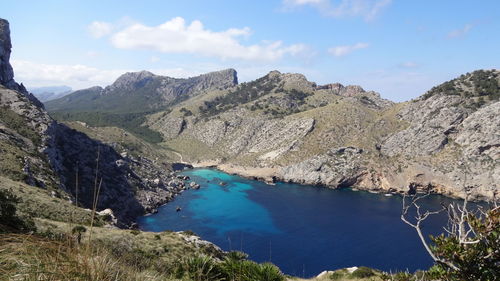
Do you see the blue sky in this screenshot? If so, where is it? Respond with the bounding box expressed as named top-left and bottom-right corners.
top-left (2, 0), bottom-right (499, 101)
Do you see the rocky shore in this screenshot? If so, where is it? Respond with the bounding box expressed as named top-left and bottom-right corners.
top-left (184, 157), bottom-right (492, 200)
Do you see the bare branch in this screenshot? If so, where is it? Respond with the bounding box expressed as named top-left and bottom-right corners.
top-left (401, 192), bottom-right (459, 271)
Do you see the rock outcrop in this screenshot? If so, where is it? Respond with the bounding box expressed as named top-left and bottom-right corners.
top-left (0, 19), bottom-right (43, 108)
top-left (280, 147), bottom-right (366, 187)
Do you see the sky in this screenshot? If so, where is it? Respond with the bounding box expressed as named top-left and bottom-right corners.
top-left (1, 0), bottom-right (499, 101)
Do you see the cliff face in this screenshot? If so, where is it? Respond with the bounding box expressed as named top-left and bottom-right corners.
top-left (0, 19), bottom-right (43, 108)
top-left (0, 19), bottom-right (14, 88)
top-left (0, 18), bottom-right (189, 226)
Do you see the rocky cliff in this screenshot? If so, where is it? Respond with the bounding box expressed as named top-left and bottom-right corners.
top-left (0, 19), bottom-right (42, 107)
top-left (0, 18), bottom-right (191, 226)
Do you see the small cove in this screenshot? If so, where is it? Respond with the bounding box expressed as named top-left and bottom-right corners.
top-left (138, 168), bottom-right (459, 277)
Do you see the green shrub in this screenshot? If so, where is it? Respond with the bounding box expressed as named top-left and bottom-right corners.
top-left (0, 107), bottom-right (41, 145)
top-left (175, 255), bottom-right (223, 281)
top-left (0, 189), bottom-right (35, 233)
top-left (428, 207), bottom-right (500, 281)
top-left (50, 111), bottom-right (163, 143)
top-left (329, 271), bottom-right (344, 280)
top-left (226, 251), bottom-right (248, 261)
top-left (350, 266), bottom-right (376, 278)
top-left (71, 225), bottom-right (87, 244)
top-left (182, 230), bottom-right (197, 236)
top-left (248, 262), bottom-right (285, 281)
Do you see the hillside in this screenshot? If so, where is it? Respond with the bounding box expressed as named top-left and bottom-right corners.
top-left (45, 69), bottom-right (238, 142)
top-left (28, 85), bottom-right (72, 102)
top-left (0, 19), bottom-right (195, 227)
top-left (46, 69), bottom-right (238, 113)
top-left (42, 54), bottom-right (499, 200)
top-left (146, 69), bottom-right (499, 200)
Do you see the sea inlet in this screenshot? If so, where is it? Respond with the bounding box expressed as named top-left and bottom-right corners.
top-left (138, 168), bottom-right (456, 277)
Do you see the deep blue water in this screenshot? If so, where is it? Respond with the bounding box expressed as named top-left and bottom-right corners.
top-left (137, 168), bottom-right (457, 277)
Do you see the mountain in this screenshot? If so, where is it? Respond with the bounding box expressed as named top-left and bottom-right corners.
top-left (0, 18), bottom-right (191, 226)
top-left (146, 69), bottom-right (499, 200)
top-left (44, 69), bottom-right (238, 142)
top-left (28, 85), bottom-right (72, 102)
top-left (4, 15), bottom-right (498, 204)
top-left (45, 69), bottom-right (238, 114)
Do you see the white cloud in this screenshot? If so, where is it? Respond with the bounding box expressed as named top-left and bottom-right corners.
top-left (87, 21), bottom-right (114, 38)
top-left (283, 0), bottom-right (392, 21)
top-left (104, 17), bottom-right (307, 62)
top-left (10, 60), bottom-right (232, 90)
top-left (328, 42), bottom-right (369, 57)
top-left (11, 59), bottom-right (126, 89)
top-left (447, 24), bottom-right (473, 39)
top-left (10, 59), bottom-right (326, 94)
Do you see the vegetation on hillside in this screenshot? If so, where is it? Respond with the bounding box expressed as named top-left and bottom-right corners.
top-left (0, 188), bottom-right (35, 233)
top-left (0, 106), bottom-right (41, 145)
top-left (247, 88), bottom-right (313, 118)
top-left (423, 70), bottom-right (500, 105)
top-left (46, 79), bottom-right (170, 114)
top-left (0, 107), bottom-right (58, 187)
top-left (0, 176), bottom-right (106, 227)
top-left (199, 74), bottom-right (280, 117)
top-left (50, 111), bottom-right (164, 143)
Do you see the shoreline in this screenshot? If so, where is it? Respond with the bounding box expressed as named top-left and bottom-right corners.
top-left (189, 161), bottom-right (404, 195)
top-left (186, 160), bottom-right (476, 200)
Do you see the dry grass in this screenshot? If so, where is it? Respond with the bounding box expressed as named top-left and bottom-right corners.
top-left (0, 176), bottom-right (103, 226)
top-left (64, 122), bottom-right (175, 164)
top-left (0, 233), bottom-right (168, 281)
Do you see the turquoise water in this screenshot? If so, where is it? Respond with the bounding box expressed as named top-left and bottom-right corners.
top-left (138, 168), bottom-right (457, 277)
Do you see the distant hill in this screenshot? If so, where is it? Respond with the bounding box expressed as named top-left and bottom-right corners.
top-left (45, 69), bottom-right (238, 114)
top-left (45, 69), bottom-right (238, 142)
top-left (28, 85), bottom-right (72, 101)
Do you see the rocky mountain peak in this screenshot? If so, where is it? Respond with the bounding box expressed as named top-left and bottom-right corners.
top-left (267, 70), bottom-right (315, 92)
top-left (316, 83), bottom-right (366, 96)
top-left (268, 70), bottom-right (282, 78)
top-left (0, 18), bottom-right (43, 107)
top-left (196, 68), bottom-right (238, 87)
top-left (0, 18), bottom-right (15, 89)
top-left (109, 70), bottom-right (157, 91)
top-left (340, 85), bottom-right (366, 97)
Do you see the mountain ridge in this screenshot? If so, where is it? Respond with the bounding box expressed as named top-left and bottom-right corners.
top-left (147, 68), bottom-right (499, 200)
top-left (46, 68), bottom-right (238, 114)
top-left (28, 85), bottom-right (72, 102)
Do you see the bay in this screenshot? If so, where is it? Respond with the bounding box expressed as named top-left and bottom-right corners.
top-left (137, 168), bottom-right (456, 277)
